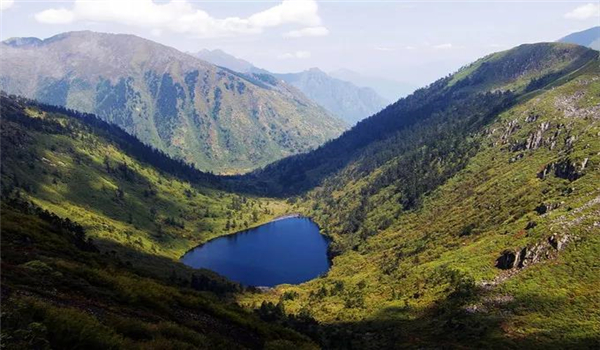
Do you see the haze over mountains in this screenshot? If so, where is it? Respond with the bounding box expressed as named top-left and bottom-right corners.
top-left (558, 26), bottom-right (600, 50)
top-left (194, 49), bottom-right (390, 124)
top-left (274, 68), bottom-right (389, 125)
top-left (329, 68), bottom-right (418, 102)
top-left (0, 31), bottom-right (346, 173)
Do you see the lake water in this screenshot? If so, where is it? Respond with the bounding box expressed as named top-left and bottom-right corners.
top-left (181, 216), bottom-right (331, 287)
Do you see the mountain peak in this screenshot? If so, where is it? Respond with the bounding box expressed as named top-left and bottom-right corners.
top-left (307, 67), bottom-right (324, 73)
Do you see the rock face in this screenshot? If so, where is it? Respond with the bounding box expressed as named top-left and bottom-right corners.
top-left (0, 31), bottom-right (347, 173)
top-left (535, 202), bottom-right (562, 215)
top-left (495, 234), bottom-right (572, 270)
top-left (538, 158), bottom-right (587, 181)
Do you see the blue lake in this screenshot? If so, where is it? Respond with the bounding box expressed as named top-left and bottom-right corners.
top-left (181, 216), bottom-right (331, 287)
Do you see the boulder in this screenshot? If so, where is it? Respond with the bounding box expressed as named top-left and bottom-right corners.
top-left (495, 234), bottom-right (571, 270)
top-left (496, 250), bottom-right (519, 270)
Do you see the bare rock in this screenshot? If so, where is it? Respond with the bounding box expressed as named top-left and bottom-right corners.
top-left (496, 250), bottom-right (520, 270)
top-left (495, 234), bottom-right (571, 271)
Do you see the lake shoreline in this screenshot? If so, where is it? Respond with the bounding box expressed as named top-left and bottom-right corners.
top-left (180, 215), bottom-right (331, 287)
top-left (179, 213), bottom-right (307, 258)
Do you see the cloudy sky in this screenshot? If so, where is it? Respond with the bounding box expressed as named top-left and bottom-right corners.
top-left (1, 0), bottom-right (599, 86)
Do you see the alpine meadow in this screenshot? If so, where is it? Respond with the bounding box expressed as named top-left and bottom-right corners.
top-left (1, 1), bottom-right (599, 349)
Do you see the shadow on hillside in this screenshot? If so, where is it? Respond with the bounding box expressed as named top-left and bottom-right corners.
top-left (310, 290), bottom-right (600, 349)
top-left (3, 198), bottom-right (599, 349)
top-left (91, 237), bottom-right (242, 297)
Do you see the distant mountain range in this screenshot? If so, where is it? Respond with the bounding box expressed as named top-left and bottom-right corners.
top-left (0, 31), bottom-right (346, 173)
top-left (274, 68), bottom-right (389, 125)
top-left (192, 49), bottom-right (390, 124)
top-left (558, 26), bottom-right (600, 50)
top-left (329, 68), bottom-right (417, 102)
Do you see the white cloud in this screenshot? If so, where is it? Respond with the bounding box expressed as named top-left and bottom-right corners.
top-left (249, 0), bottom-right (321, 28)
top-left (278, 50), bottom-right (311, 59)
top-left (283, 26), bottom-right (329, 38)
top-left (375, 46), bottom-right (395, 52)
top-left (0, 0), bottom-right (14, 11)
top-left (34, 0), bottom-right (326, 38)
top-left (35, 8), bottom-right (75, 24)
top-left (433, 43), bottom-right (453, 50)
top-left (404, 45), bottom-right (416, 50)
top-left (565, 3), bottom-right (600, 20)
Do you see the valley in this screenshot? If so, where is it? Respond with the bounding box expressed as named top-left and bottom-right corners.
top-left (1, 13), bottom-right (599, 350)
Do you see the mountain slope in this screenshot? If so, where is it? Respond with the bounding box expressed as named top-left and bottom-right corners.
top-left (0, 94), bottom-right (319, 349)
top-left (192, 49), bottom-right (389, 124)
top-left (238, 43), bottom-right (600, 347)
top-left (558, 26), bottom-right (600, 50)
top-left (245, 43), bottom-right (597, 197)
top-left (0, 31), bottom-right (346, 173)
top-left (274, 68), bottom-right (389, 125)
top-left (0, 93), bottom-right (292, 261)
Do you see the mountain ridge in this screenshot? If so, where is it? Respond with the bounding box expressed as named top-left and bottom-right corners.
top-left (0, 30), bottom-right (346, 174)
top-left (192, 48), bottom-right (389, 124)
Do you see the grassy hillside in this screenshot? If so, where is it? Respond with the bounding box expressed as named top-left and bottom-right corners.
top-left (237, 44), bottom-right (600, 347)
top-left (0, 95), bottom-right (291, 261)
top-left (0, 198), bottom-right (317, 350)
top-left (0, 95), bottom-right (322, 349)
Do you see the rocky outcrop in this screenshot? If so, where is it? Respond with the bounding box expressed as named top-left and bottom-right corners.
top-left (495, 234), bottom-right (572, 270)
top-left (535, 202), bottom-right (563, 215)
top-left (525, 121), bottom-right (550, 150)
top-left (538, 158), bottom-right (587, 181)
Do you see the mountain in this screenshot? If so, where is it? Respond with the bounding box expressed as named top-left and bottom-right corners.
top-left (274, 68), bottom-right (389, 125)
top-left (558, 26), bottom-right (600, 50)
top-left (3, 40), bottom-right (600, 349)
top-left (193, 48), bottom-right (265, 74)
top-left (0, 31), bottom-right (346, 174)
top-left (0, 94), bottom-right (315, 348)
top-left (329, 68), bottom-right (418, 101)
top-left (192, 49), bottom-right (389, 124)
top-left (235, 43), bottom-right (600, 346)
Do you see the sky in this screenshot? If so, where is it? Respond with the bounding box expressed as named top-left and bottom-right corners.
top-left (1, 0), bottom-right (599, 87)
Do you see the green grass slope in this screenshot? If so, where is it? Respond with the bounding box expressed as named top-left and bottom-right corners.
top-left (0, 198), bottom-right (316, 350)
top-left (0, 95), bottom-right (319, 349)
top-left (238, 45), bottom-right (600, 348)
top-left (0, 95), bottom-right (290, 261)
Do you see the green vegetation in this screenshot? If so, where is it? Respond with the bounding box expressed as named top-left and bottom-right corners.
top-left (0, 96), bottom-right (289, 261)
top-left (2, 42), bottom-right (599, 349)
top-left (237, 43), bottom-right (600, 347)
top-left (0, 197), bottom-right (316, 349)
